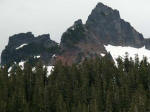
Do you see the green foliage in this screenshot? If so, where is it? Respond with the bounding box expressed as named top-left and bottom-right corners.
top-left (0, 56), bottom-right (150, 112)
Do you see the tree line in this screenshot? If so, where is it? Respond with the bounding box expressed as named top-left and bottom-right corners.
top-left (0, 54), bottom-right (150, 112)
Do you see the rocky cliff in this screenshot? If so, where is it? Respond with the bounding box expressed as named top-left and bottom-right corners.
top-left (1, 32), bottom-right (59, 65)
top-left (86, 3), bottom-right (145, 48)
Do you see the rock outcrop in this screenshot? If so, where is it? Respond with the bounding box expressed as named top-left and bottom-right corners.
top-left (1, 32), bottom-right (59, 65)
top-left (57, 19), bottom-right (106, 65)
top-left (144, 38), bottom-right (150, 50)
top-left (86, 3), bottom-right (145, 48)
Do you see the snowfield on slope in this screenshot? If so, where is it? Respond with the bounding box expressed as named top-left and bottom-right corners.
top-left (105, 45), bottom-right (150, 62)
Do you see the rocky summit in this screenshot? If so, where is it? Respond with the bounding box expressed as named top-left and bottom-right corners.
top-left (1, 32), bottom-right (59, 66)
top-left (1, 2), bottom-right (150, 66)
top-left (86, 3), bottom-right (145, 48)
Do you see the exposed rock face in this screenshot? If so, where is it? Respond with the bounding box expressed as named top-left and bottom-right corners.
top-left (1, 32), bottom-right (59, 65)
top-left (57, 3), bottom-right (146, 64)
top-left (57, 19), bottom-right (106, 65)
top-left (86, 3), bottom-right (145, 48)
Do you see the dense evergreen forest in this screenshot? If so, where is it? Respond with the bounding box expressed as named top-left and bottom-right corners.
top-left (0, 54), bottom-right (150, 112)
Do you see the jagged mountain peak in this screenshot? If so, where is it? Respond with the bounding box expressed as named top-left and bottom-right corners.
top-left (57, 2), bottom-right (148, 65)
top-left (87, 2), bottom-right (120, 24)
top-left (1, 32), bottom-right (59, 66)
top-left (74, 19), bottom-right (83, 26)
top-left (86, 2), bottom-right (144, 48)
top-left (95, 2), bottom-right (120, 18)
top-left (60, 19), bottom-right (86, 48)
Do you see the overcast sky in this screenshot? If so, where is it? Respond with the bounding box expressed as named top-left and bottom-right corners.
top-left (0, 0), bottom-right (150, 53)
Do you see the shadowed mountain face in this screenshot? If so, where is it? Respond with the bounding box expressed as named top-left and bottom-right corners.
top-left (1, 32), bottom-right (59, 65)
top-left (1, 3), bottom-right (150, 65)
top-left (86, 3), bottom-right (145, 48)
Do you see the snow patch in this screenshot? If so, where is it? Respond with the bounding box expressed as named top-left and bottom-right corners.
top-left (8, 67), bottom-right (12, 73)
top-left (19, 61), bottom-right (26, 70)
top-left (8, 67), bottom-right (12, 76)
top-left (100, 53), bottom-right (105, 57)
top-left (52, 54), bottom-right (56, 58)
top-left (43, 65), bottom-right (54, 76)
top-left (32, 67), bottom-right (36, 71)
top-left (34, 55), bottom-right (40, 58)
top-left (7, 60), bottom-right (54, 77)
top-left (47, 66), bottom-right (54, 76)
top-left (105, 45), bottom-right (150, 63)
top-left (16, 43), bottom-right (28, 50)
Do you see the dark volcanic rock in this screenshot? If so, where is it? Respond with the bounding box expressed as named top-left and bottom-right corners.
top-left (57, 19), bottom-right (106, 65)
top-left (144, 38), bottom-right (150, 50)
top-left (1, 32), bottom-right (59, 65)
top-left (61, 19), bottom-right (86, 49)
top-left (7, 32), bottom-right (34, 50)
top-left (86, 3), bottom-right (145, 48)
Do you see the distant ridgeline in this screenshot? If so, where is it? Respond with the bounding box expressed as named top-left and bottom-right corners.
top-left (1, 2), bottom-right (150, 66)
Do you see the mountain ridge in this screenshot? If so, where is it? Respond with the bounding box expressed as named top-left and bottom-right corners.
top-left (1, 32), bottom-right (59, 66)
top-left (1, 2), bottom-right (150, 66)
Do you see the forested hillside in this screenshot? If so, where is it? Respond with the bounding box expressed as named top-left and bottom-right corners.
top-left (0, 54), bottom-right (150, 112)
